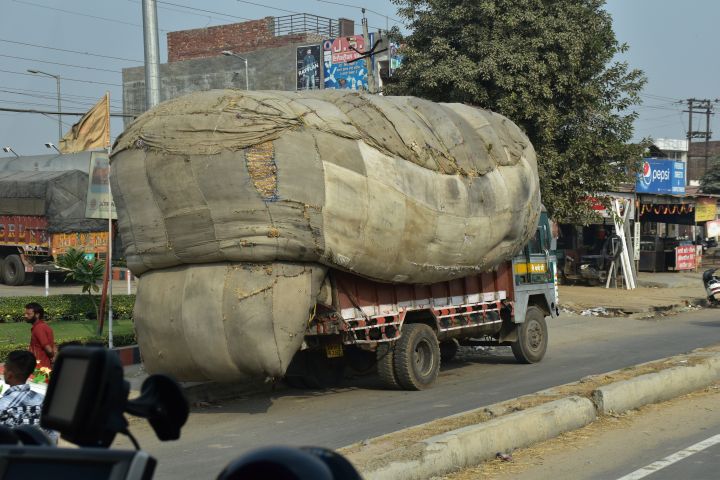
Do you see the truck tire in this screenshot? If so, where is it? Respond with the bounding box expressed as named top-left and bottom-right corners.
top-left (2, 255), bottom-right (26, 286)
top-left (392, 323), bottom-right (441, 390)
top-left (511, 306), bottom-right (548, 364)
top-left (376, 342), bottom-right (400, 389)
top-left (440, 340), bottom-right (459, 363)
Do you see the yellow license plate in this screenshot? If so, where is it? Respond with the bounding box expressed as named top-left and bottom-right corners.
top-left (325, 344), bottom-right (344, 358)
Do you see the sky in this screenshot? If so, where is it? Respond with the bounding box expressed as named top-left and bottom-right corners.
top-left (0, 0), bottom-right (717, 157)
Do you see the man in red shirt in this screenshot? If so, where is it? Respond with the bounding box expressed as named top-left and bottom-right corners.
top-left (24, 302), bottom-right (55, 369)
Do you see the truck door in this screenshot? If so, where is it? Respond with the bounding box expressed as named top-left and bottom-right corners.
top-left (516, 222), bottom-right (553, 286)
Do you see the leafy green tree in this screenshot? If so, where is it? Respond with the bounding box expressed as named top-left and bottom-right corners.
top-left (700, 157), bottom-right (720, 194)
top-left (387, 0), bottom-right (647, 222)
top-left (57, 247), bottom-right (106, 334)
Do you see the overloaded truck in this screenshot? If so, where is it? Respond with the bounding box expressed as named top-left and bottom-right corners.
top-left (110, 90), bottom-right (558, 390)
top-left (0, 171), bottom-right (108, 285)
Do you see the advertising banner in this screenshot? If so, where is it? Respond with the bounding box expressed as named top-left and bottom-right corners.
top-left (86, 151), bottom-right (116, 219)
top-left (296, 45), bottom-right (321, 90)
top-left (707, 219), bottom-right (720, 238)
top-left (51, 231), bottom-right (109, 256)
top-left (322, 34), bottom-right (373, 91)
top-left (675, 245), bottom-right (696, 271)
top-left (695, 197), bottom-right (717, 223)
top-left (636, 158), bottom-right (685, 195)
top-left (389, 42), bottom-right (403, 76)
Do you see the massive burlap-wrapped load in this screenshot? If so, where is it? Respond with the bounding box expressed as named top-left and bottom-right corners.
top-left (110, 90), bottom-right (541, 381)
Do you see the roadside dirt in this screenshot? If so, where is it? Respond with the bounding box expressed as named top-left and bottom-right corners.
top-left (342, 344), bottom-right (720, 473)
top-left (559, 284), bottom-right (706, 315)
top-left (441, 383), bottom-right (720, 480)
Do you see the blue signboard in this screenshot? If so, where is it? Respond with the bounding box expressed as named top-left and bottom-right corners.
top-left (322, 34), bottom-right (374, 91)
top-left (636, 158), bottom-right (685, 194)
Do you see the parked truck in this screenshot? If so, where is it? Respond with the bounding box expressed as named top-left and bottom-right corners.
top-left (287, 207), bottom-right (558, 389)
top-left (111, 90), bottom-right (557, 390)
top-left (0, 171), bottom-right (107, 285)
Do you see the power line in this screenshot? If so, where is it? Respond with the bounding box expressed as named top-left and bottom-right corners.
top-left (0, 38), bottom-right (143, 63)
top-left (0, 107), bottom-right (136, 118)
top-left (639, 92), bottom-right (683, 103)
top-left (39, 112), bottom-right (74, 128)
top-left (315, 0), bottom-right (404, 25)
top-left (0, 53), bottom-right (121, 74)
top-left (0, 86), bottom-right (123, 103)
top-left (0, 89), bottom-right (124, 110)
top-left (12, 0), bottom-right (167, 32)
top-left (155, 0), bottom-right (253, 21)
top-left (126, 0), bottom-right (247, 22)
top-left (236, 0), bottom-right (298, 14)
top-left (0, 88), bottom-right (126, 112)
top-left (0, 69), bottom-right (122, 87)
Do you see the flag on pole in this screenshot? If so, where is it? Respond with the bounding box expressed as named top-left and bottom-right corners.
top-left (59, 92), bottom-right (110, 153)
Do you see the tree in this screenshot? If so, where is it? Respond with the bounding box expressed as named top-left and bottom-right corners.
top-left (387, 0), bottom-right (647, 223)
top-left (57, 247), bottom-right (106, 334)
top-left (700, 157), bottom-right (720, 194)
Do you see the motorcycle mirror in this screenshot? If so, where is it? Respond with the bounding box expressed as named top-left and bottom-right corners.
top-left (125, 375), bottom-right (189, 441)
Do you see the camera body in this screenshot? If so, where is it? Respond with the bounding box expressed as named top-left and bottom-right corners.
top-left (0, 346), bottom-right (362, 480)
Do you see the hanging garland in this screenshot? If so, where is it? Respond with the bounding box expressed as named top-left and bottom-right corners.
top-left (640, 203), bottom-right (695, 216)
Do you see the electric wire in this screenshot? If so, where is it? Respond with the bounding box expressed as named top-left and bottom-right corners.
top-left (0, 69), bottom-right (122, 87)
top-left (0, 53), bottom-right (121, 74)
top-left (12, 0), bottom-right (168, 32)
top-left (0, 38), bottom-right (143, 63)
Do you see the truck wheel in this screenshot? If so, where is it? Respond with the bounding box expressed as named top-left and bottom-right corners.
top-left (440, 340), bottom-right (459, 362)
top-left (511, 306), bottom-right (548, 364)
top-left (376, 342), bottom-right (400, 389)
top-left (2, 255), bottom-right (26, 286)
top-left (393, 323), bottom-right (440, 390)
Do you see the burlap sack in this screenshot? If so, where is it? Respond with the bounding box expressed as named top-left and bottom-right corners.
top-left (110, 90), bottom-right (541, 381)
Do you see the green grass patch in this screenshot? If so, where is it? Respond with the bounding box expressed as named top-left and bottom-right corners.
top-left (0, 319), bottom-right (136, 363)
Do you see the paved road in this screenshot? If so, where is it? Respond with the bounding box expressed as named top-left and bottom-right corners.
top-left (0, 278), bottom-right (136, 297)
top-left (116, 308), bottom-right (720, 480)
top-left (454, 381), bottom-right (720, 480)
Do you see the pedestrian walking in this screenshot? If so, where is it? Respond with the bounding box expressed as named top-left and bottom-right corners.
top-left (24, 302), bottom-right (56, 369)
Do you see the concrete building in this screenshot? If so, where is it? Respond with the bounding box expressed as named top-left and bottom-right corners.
top-left (653, 138), bottom-right (688, 162)
top-left (122, 14), bottom-right (357, 124)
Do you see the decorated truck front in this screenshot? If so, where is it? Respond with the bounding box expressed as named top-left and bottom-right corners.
top-left (0, 171), bottom-right (107, 286)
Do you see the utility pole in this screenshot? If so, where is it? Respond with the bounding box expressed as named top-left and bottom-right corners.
top-left (361, 9), bottom-right (376, 94)
top-left (142, 0), bottom-right (161, 110)
top-left (684, 98), bottom-right (714, 178)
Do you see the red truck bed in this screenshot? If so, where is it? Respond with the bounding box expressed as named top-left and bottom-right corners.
top-left (314, 263), bottom-right (515, 344)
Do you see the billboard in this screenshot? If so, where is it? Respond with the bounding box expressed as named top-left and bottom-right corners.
top-left (296, 45), bottom-right (321, 90)
top-left (635, 158), bottom-right (685, 195)
top-left (322, 34), bottom-right (373, 91)
top-left (389, 42), bottom-right (403, 76)
top-left (86, 151), bottom-right (116, 219)
top-left (707, 219), bottom-right (720, 238)
top-left (695, 197), bottom-right (717, 223)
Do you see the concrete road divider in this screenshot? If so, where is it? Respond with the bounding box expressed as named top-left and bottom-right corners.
top-left (349, 351), bottom-right (720, 480)
top-left (592, 355), bottom-right (720, 415)
top-left (363, 396), bottom-right (596, 480)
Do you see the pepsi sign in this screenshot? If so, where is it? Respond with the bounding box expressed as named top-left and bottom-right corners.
top-left (636, 158), bottom-right (685, 194)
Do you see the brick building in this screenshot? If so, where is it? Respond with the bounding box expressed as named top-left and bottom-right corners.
top-left (167, 16), bottom-right (354, 62)
top-left (122, 14), bottom-right (356, 121)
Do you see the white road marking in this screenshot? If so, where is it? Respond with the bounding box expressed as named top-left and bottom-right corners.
top-left (616, 433), bottom-right (720, 479)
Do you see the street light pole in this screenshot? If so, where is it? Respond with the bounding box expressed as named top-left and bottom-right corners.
top-left (28, 69), bottom-right (62, 144)
top-left (222, 51), bottom-right (249, 91)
